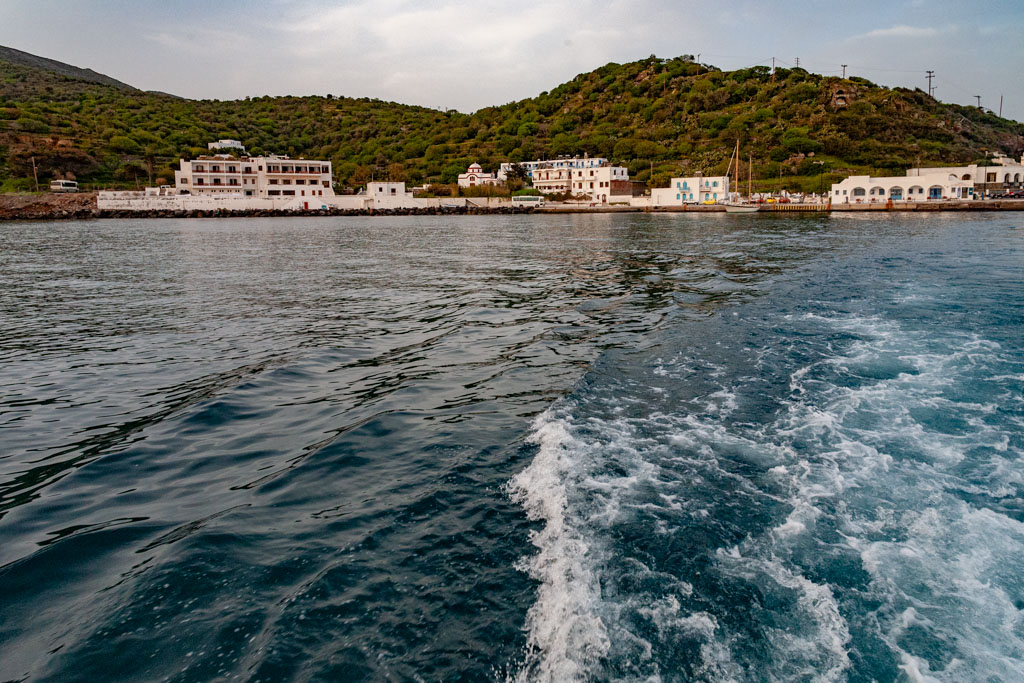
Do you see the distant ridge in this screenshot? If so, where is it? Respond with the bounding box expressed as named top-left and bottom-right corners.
top-left (0, 44), bottom-right (138, 90)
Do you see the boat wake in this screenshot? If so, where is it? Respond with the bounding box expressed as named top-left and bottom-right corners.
top-left (509, 297), bottom-right (1024, 681)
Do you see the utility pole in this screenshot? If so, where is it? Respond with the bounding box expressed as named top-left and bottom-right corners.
top-left (841, 64), bottom-right (847, 79)
top-left (926, 70), bottom-right (935, 98)
top-left (794, 57), bottom-right (800, 68)
top-left (999, 94), bottom-right (1003, 118)
top-left (31, 156), bottom-right (39, 192)
top-left (974, 95), bottom-right (982, 109)
top-left (771, 57), bottom-right (776, 81)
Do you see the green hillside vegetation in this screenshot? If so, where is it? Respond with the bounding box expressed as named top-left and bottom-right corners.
top-left (2, 49), bottom-right (1022, 193)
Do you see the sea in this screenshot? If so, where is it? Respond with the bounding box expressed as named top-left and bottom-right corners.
top-left (1, 213), bottom-right (1022, 682)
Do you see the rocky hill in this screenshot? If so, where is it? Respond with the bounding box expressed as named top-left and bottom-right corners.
top-left (1, 47), bottom-right (1022, 192)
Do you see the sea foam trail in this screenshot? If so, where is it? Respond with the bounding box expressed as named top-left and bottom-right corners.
top-left (508, 300), bottom-right (1024, 681)
top-left (507, 412), bottom-right (610, 682)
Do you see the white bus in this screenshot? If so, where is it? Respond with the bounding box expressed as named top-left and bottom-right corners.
top-left (50, 180), bottom-right (79, 193)
top-left (511, 194), bottom-right (544, 207)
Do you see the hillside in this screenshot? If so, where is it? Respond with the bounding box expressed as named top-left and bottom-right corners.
top-left (0, 45), bottom-right (137, 92)
top-left (1, 47), bottom-right (1023, 193)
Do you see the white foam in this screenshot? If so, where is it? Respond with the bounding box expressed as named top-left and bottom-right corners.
top-left (507, 411), bottom-right (610, 682)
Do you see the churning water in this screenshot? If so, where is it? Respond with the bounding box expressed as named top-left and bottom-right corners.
top-left (1, 214), bottom-right (1022, 681)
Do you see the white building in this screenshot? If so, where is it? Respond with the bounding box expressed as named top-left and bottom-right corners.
top-left (173, 153), bottom-right (334, 209)
top-left (498, 155), bottom-right (608, 181)
top-left (830, 173), bottom-right (974, 203)
top-left (531, 163), bottom-right (631, 203)
top-left (207, 139), bottom-right (246, 153)
top-left (457, 163), bottom-right (500, 188)
top-left (906, 153), bottom-right (1024, 194)
top-left (363, 181), bottom-right (428, 209)
top-left (650, 174), bottom-right (731, 206)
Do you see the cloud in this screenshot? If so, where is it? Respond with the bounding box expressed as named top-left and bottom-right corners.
top-left (854, 24), bottom-right (941, 39)
top-left (258, 0), bottom-right (704, 110)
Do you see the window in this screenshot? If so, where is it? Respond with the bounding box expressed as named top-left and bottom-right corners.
top-left (283, 179), bottom-right (292, 185)
top-left (268, 190), bottom-right (280, 196)
top-left (323, 181), bottom-right (329, 187)
top-left (269, 179), bottom-right (278, 185)
top-left (296, 179), bottom-right (305, 185)
top-left (283, 190), bottom-right (295, 196)
top-left (712, 181), bottom-right (718, 187)
top-left (181, 178), bottom-right (188, 184)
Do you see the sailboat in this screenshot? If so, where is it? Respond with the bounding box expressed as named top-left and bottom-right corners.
top-left (724, 140), bottom-right (760, 213)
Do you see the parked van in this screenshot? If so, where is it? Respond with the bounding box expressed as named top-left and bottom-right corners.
top-left (50, 180), bottom-right (79, 193)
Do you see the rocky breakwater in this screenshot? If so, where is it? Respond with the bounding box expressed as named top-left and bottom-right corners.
top-left (0, 194), bottom-right (537, 220)
top-left (0, 192), bottom-right (99, 220)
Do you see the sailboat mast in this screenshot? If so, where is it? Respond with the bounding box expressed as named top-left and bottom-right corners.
top-left (734, 139), bottom-right (739, 202)
top-left (748, 153), bottom-right (752, 200)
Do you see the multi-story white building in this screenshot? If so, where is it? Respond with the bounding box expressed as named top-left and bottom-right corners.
top-left (457, 163), bottom-right (500, 188)
top-left (650, 174), bottom-right (731, 206)
top-left (498, 155), bottom-right (609, 181)
top-left (530, 165), bottom-right (574, 194)
top-left (830, 173), bottom-right (973, 203)
top-left (174, 153), bottom-right (334, 208)
top-left (531, 163), bottom-right (632, 203)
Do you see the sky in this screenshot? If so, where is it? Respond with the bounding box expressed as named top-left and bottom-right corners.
top-left (1, 0), bottom-right (1022, 121)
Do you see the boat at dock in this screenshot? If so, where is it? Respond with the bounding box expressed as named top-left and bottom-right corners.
top-left (723, 140), bottom-right (760, 212)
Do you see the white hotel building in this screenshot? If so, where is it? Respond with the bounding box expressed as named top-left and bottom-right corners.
top-left (173, 154), bottom-right (334, 207)
top-left (498, 155), bottom-right (609, 181)
top-left (531, 163), bottom-right (631, 203)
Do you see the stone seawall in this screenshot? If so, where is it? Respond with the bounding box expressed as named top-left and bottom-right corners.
top-left (4, 192), bottom-right (1024, 221)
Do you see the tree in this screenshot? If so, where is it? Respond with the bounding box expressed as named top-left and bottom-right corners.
top-left (505, 163), bottom-right (529, 184)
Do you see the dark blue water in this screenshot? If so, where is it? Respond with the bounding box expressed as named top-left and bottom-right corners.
top-left (1, 214), bottom-right (1022, 681)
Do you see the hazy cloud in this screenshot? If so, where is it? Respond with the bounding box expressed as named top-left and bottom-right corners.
top-left (854, 25), bottom-right (942, 39)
